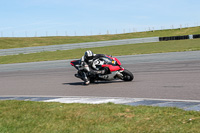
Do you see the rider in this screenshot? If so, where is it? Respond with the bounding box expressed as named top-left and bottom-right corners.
top-left (80, 50), bottom-right (110, 75)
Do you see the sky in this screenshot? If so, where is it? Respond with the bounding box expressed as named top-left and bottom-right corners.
top-left (0, 0), bottom-right (200, 37)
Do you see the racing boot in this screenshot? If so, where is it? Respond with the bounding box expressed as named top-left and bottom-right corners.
top-left (82, 72), bottom-right (90, 85)
top-left (84, 80), bottom-right (90, 85)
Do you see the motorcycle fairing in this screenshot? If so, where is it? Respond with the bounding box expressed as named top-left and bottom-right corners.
top-left (70, 60), bottom-right (81, 70)
top-left (101, 64), bottom-right (121, 72)
top-left (98, 71), bottom-right (118, 80)
top-left (70, 60), bottom-right (80, 66)
top-left (105, 55), bottom-right (121, 66)
top-left (112, 57), bottom-right (121, 66)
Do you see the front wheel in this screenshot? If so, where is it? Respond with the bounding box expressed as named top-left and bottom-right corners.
top-left (122, 69), bottom-right (134, 81)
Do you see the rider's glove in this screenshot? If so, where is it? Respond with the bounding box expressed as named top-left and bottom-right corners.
top-left (81, 61), bottom-right (84, 66)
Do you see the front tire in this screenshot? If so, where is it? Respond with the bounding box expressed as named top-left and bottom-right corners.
top-left (122, 69), bottom-right (134, 81)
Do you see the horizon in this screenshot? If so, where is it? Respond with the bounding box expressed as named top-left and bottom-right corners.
top-left (0, 26), bottom-right (199, 38)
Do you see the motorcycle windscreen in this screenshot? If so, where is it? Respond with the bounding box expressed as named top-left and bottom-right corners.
top-left (113, 57), bottom-right (121, 66)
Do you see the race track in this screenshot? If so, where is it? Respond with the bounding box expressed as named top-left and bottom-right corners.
top-left (1, 51), bottom-right (200, 101)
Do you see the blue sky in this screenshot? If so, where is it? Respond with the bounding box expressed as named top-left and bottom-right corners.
top-left (0, 0), bottom-right (200, 37)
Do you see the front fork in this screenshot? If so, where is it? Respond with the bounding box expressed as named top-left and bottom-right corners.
top-left (116, 71), bottom-right (124, 79)
top-left (116, 67), bottom-right (125, 79)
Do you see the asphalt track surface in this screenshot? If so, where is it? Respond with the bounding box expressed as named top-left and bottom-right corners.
top-left (0, 51), bottom-right (200, 100)
top-left (1, 51), bottom-right (200, 101)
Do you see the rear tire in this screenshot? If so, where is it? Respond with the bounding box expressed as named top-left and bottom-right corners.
top-left (122, 69), bottom-right (134, 81)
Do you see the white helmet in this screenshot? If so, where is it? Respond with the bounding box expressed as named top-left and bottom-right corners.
top-left (84, 50), bottom-right (94, 62)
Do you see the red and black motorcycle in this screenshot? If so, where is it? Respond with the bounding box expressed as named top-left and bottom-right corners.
top-left (70, 55), bottom-right (134, 85)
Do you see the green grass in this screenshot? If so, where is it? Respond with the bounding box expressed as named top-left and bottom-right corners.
top-left (1, 38), bottom-right (200, 64)
top-left (0, 100), bottom-right (200, 133)
top-left (1, 26), bottom-right (200, 49)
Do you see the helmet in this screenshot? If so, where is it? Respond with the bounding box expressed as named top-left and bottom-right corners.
top-left (84, 50), bottom-right (94, 62)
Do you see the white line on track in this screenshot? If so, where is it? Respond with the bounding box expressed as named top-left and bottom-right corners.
top-left (2, 95), bottom-right (200, 103)
top-left (1, 96), bottom-right (200, 111)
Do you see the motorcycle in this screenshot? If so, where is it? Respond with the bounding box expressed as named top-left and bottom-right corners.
top-left (70, 55), bottom-right (134, 85)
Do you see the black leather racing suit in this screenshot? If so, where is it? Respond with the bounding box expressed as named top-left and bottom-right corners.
top-left (81, 54), bottom-right (109, 75)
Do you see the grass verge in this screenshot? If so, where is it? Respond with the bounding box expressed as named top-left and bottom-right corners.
top-left (0, 38), bottom-right (200, 64)
top-left (0, 26), bottom-right (200, 49)
top-left (0, 100), bottom-right (200, 133)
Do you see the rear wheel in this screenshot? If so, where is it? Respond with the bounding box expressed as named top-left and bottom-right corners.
top-left (122, 69), bottom-right (134, 81)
